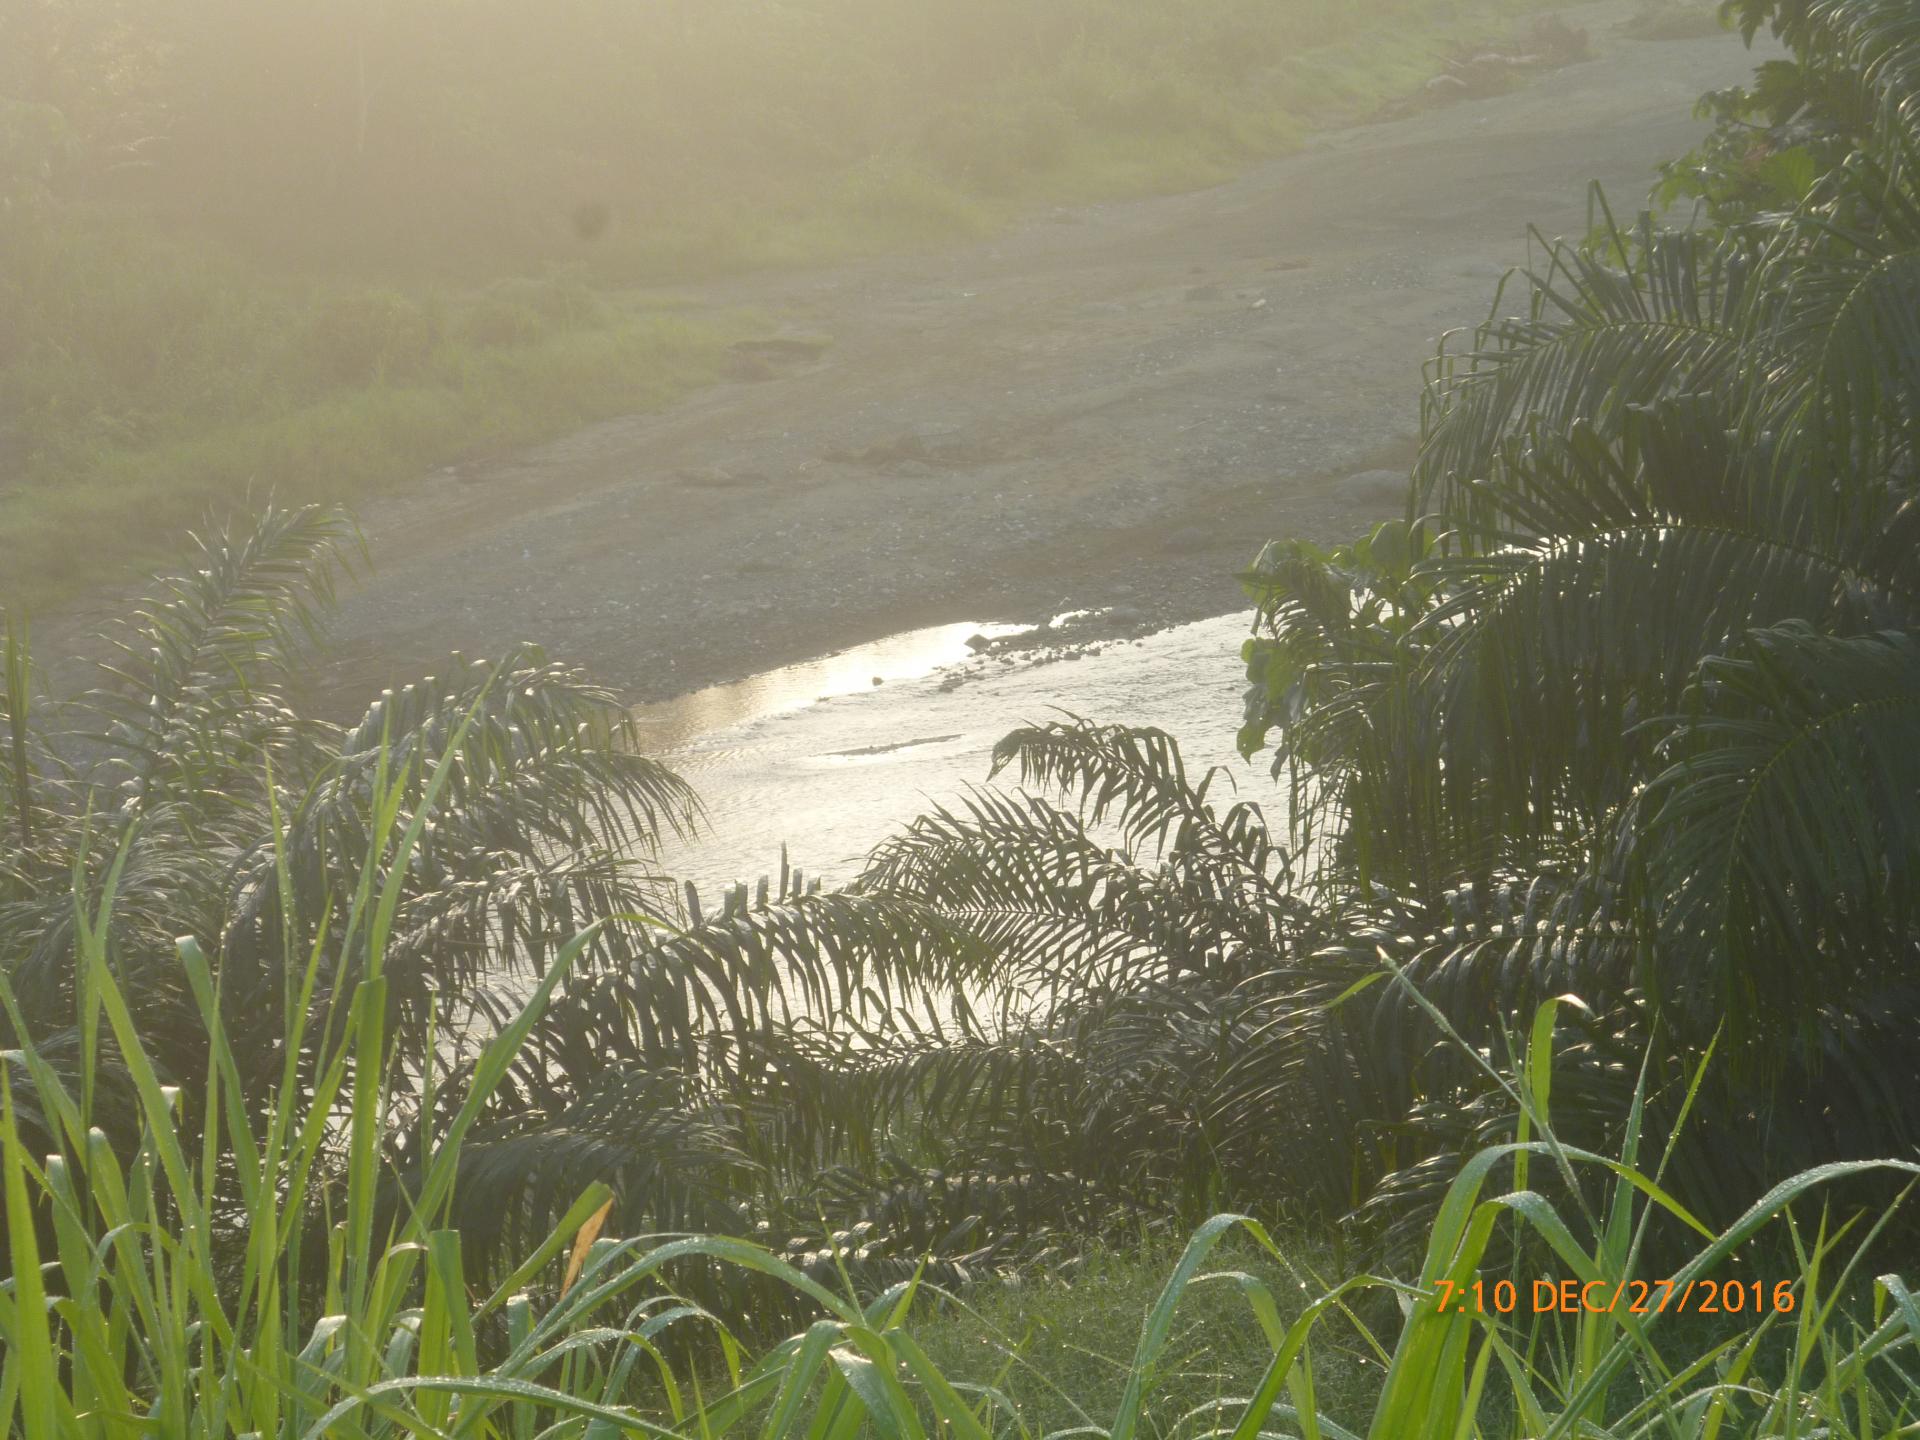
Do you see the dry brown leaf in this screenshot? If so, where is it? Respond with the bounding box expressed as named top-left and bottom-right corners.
top-left (560, 1196), bottom-right (616, 1299)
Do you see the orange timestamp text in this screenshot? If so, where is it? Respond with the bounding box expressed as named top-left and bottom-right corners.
top-left (1432, 1277), bottom-right (1797, 1316)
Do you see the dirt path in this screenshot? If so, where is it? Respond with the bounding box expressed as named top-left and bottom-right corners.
top-left (300, 6), bottom-right (1764, 709)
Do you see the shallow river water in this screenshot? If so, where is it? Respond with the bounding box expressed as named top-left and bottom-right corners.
top-left (631, 611), bottom-right (1271, 894)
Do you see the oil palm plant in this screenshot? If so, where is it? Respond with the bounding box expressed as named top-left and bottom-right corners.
top-left (1240, 0), bottom-right (1920, 1223)
top-left (0, 505), bottom-right (714, 1239)
top-left (0, 511), bottom-right (1324, 1308)
top-left (451, 715), bottom-right (1358, 1290)
top-left (3, 513), bottom-right (1330, 1299)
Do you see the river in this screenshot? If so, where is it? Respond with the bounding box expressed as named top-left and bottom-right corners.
top-left (631, 611), bottom-right (1268, 894)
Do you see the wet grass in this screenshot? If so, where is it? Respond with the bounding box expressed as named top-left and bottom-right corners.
top-left (4, 870), bottom-right (1913, 1439)
top-left (905, 1230), bottom-right (1384, 1437)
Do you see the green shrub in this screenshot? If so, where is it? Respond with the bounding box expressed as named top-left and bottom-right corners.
top-left (457, 292), bottom-right (549, 349)
top-left (301, 290), bottom-right (444, 384)
top-left (919, 99), bottom-right (1082, 195)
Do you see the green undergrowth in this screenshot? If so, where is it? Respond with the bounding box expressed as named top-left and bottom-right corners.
top-left (0, 220), bottom-right (747, 607)
top-left (4, 0), bottom-right (1582, 611)
top-left (904, 1231), bottom-right (1383, 1438)
top-left (3, 837), bottom-right (1914, 1440)
top-left (0, 654), bottom-right (1912, 1435)
top-left (602, 0), bottom-right (1572, 278)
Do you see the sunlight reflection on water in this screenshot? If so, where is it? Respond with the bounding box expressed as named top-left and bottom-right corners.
top-left (632, 611), bottom-right (1277, 894)
top-left (629, 620), bottom-right (1034, 751)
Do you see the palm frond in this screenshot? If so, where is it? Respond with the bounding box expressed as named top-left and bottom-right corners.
top-left (1416, 214), bottom-right (1756, 524)
top-left (79, 503), bottom-right (357, 814)
top-left (1627, 621), bottom-right (1920, 1043)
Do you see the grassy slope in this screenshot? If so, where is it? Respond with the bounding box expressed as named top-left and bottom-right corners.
top-left (0, 227), bottom-right (751, 607)
top-left (1, 0), bottom-right (1568, 613)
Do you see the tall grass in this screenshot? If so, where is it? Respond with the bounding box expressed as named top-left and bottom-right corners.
top-left (4, 778), bottom-right (1914, 1440)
